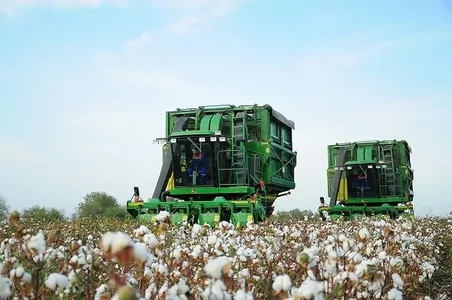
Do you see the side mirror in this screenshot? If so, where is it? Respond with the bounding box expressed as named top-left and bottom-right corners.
top-left (134, 186), bottom-right (140, 197)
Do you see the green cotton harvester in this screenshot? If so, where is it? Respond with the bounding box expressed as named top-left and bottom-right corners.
top-left (318, 140), bottom-right (415, 220)
top-left (126, 104), bottom-right (297, 227)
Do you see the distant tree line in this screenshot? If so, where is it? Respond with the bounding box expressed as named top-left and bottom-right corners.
top-left (270, 208), bottom-right (320, 222)
top-left (0, 191), bottom-right (322, 223)
top-left (2, 192), bottom-right (451, 224)
top-left (0, 191), bottom-right (132, 223)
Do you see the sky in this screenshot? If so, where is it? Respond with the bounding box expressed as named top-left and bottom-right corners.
top-left (0, 0), bottom-right (451, 217)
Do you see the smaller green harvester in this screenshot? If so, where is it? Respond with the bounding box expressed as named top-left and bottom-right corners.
top-left (126, 104), bottom-right (297, 227)
top-left (318, 140), bottom-right (414, 220)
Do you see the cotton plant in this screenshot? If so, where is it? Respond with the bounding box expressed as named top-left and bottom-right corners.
top-left (0, 211), bottom-right (449, 299)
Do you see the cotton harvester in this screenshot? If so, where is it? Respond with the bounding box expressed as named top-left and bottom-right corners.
top-left (318, 140), bottom-right (415, 220)
top-left (126, 104), bottom-right (297, 227)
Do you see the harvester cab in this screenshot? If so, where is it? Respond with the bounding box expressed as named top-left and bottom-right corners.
top-left (126, 104), bottom-right (297, 227)
top-left (319, 140), bottom-right (414, 220)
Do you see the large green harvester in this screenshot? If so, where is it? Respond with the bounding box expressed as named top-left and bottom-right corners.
top-left (126, 104), bottom-right (297, 227)
top-left (318, 140), bottom-right (415, 220)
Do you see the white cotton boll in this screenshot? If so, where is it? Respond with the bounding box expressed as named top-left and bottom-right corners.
top-left (234, 289), bottom-right (253, 300)
top-left (389, 257), bottom-right (403, 269)
top-left (208, 234), bottom-right (217, 245)
top-left (0, 277), bottom-right (11, 299)
top-left (387, 287), bottom-right (403, 300)
top-left (133, 243), bottom-right (148, 261)
top-left (95, 284), bottom-right (108, 299)
top-left (178, 278), bottom-right (189, 294)
top-left (45, 273), bottom-right (69, 291)
top-left (15, 266), bottom-right (24, 278)
top-left (172, 248), bottom-right (182, 259)
top-left (134, 225), bottom-right (150, 237)
top-left (27, 231), bottom-right (46, 254)
top-left (391, 273), bottom-right (404, 288)
top-left (325, 244), bottom-right (334, 254)
top-left (280, 275), bottom-right (291, 291)
top-left (353, 253), bottom-right (363, 264)
top-left (341, 272), bottom-right (349, 280)
top-left (192, 224), bottom-right (202, 235)
top-left (362, 291), bottom-right (369, 298)
top-left (378, 251), bottom-right (387, 260)
top-left (359, 228), bottom-right (370, 240)
top-left (191, 245), bottom-right (201, 258)
top-left (297, 277), bottom-right (324, 298)
top-left (155, 210), bottom-right (171, 221)
top-left (77, 256), bottom-right (86, 265)
top-left (205, 257), bottom-right (231, 279)
top-left (202, 279), bottom-right (227, 299)
top-left (143, 233), bottom-right (158, 248)
top-left (343, 240), bottom-right (350, 251)
top-left (354, 263), bottom-right (367, 278)
top-left (108, 234), bottom-right (131, 255)
top-left (157, 264), bottom-right (167, 275)
top-left (69, 255), bottom-right (78, 264)
top-left (167, 284), bottom-right (179, 296)
top-left (21, 272), bottom-right (32, 283)
top-left (110, 232), bottom-right (133, 254)
top-left (272, 274), bottom-right (291, 291)
top-left (328, 250), bottom-right (338, 261)
top-left (327, 235), bottom-right (335, 243)
top-left (348, 272), bottom-right (359, 282)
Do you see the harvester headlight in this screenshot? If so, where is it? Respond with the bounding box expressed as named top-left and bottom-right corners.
top-left (210, 137), bottom-right (217, 142)
top-left (199, 137), bottom-right (206, 142)
top-left (219, 137), bottom-right (226, 142)
top-left (215, 131), bottom-right (221, 135)
top-left (170, 138), bottom-right (177, 143)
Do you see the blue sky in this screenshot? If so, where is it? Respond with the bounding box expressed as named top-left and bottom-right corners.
top-left (0, 0), bottom-right (451, 217)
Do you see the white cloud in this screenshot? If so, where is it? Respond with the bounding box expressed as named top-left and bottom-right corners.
top-left (150, 0), bottom-right (214, 10)
top-left (162, 0), bottom-right (243, 34)
top-left (122, 0), bottom-right (243, 47)
top-left (125, 33), bottom-right (153, 49)
top-left (0, 137), bottom-right (39, 168)
top-left (295, 39), bottom-right (403, 84)
top-left (0, 0), bottom-right (127, 15)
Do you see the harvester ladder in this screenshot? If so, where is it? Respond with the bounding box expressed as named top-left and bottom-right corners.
top-left (232, 112), bottom-right (248, 185)
top-left (248, 154), bottom-right (262, 187)
top-left (379, 144), bottom-right (396, 196)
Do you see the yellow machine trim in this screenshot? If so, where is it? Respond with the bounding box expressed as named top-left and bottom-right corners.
top-left (166, 172), bottom-right (175, 190)
top-left (337, 177), bottom-right (349, 201)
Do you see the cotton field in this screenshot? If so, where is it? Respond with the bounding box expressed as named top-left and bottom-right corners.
top-left (0, 212), bottom-right (451, 300)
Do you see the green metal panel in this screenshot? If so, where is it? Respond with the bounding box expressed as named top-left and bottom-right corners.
top-left (169, 186), bottom-right (253, 195)
top-left (170, 130), bottom-right (212, 137)
top-left (210, 113), bottom-right (223, 132)
top-left (357, 147), bottom-right (364, 162)
top-left (364, 146), bottom-right (373, 162)
top-left (200, 115), bottom-right (213, 131)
